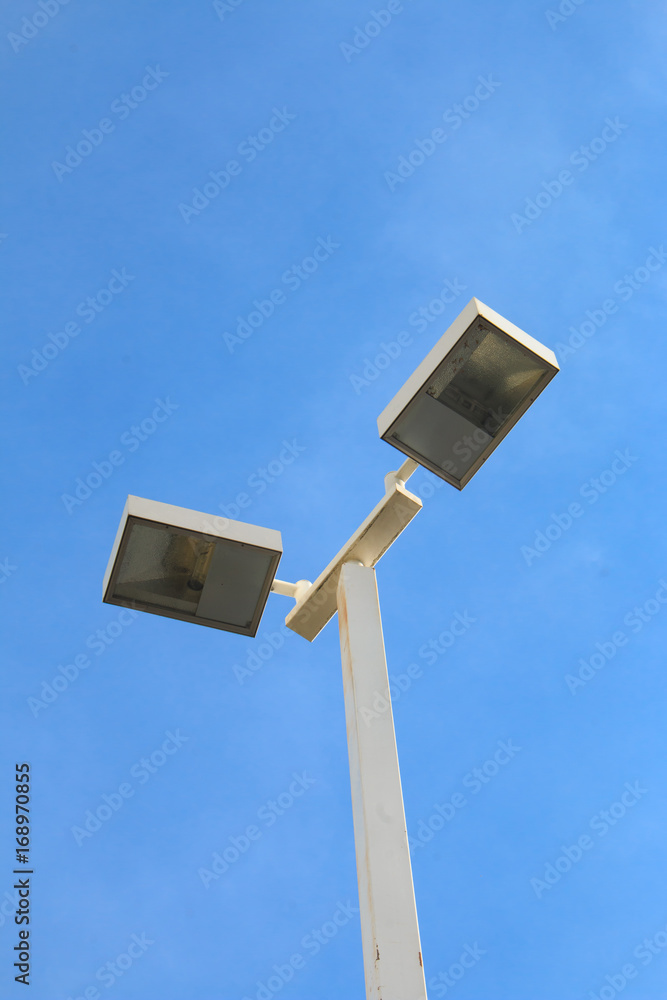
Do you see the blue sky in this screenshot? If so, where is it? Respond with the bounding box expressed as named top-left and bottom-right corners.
top-left (2, 0), bottom-right (667, 997)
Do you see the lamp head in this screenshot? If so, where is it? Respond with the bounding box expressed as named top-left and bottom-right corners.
top-left (377, 298), bottom-right (559, 489)
top-left (103, 496), bottom-right (282, 636)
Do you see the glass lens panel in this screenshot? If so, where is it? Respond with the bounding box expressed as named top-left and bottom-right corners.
top-left (196, 541), bottom-right (274, 629)
top-left (426, 325), bottom-right (549, 434)
top-left (391, 395), bottom-right (484, 483)
top-left (390, 324), bottom-right (550, 484)
top-left (111, 521), bottom-right (275, 629)
top-left (113, 523), bottom-right (207, 614)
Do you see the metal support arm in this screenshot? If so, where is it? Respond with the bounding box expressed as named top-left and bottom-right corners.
top-left (384, 456), bottom-right (419, 493)
top-left (270, 578), bottom-right (312, 602)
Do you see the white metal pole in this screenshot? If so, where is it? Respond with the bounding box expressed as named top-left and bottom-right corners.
top-left (337, 561), bottom-right (427, 1000)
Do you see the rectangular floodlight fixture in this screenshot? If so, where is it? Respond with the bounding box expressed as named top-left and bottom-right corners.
top-left (377, 298), bottom-right (559, 490)
top-left (103, 496), bottom-right (282, 636)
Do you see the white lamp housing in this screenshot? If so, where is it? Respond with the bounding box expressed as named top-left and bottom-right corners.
top-left (377, 298), bottom-right (559, 489)
top-left (103, 496), bottom-right (282, 636)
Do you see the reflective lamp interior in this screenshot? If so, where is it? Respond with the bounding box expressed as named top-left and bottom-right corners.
top-left (389, 322), bottom-right (551, 485)
top-left (109, 521), bottom-right (276, 632)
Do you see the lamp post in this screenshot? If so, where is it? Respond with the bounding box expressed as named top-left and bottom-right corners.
top-left (103, 298), bottom-right (558, 1000)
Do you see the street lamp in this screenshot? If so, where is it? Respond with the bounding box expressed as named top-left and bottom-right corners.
top-left (378, 297), bottom-right (558, 489)
top-left (103, 298), bottom-right (558, 1000)
top-left (103, 495), bottom-right (283, 636)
